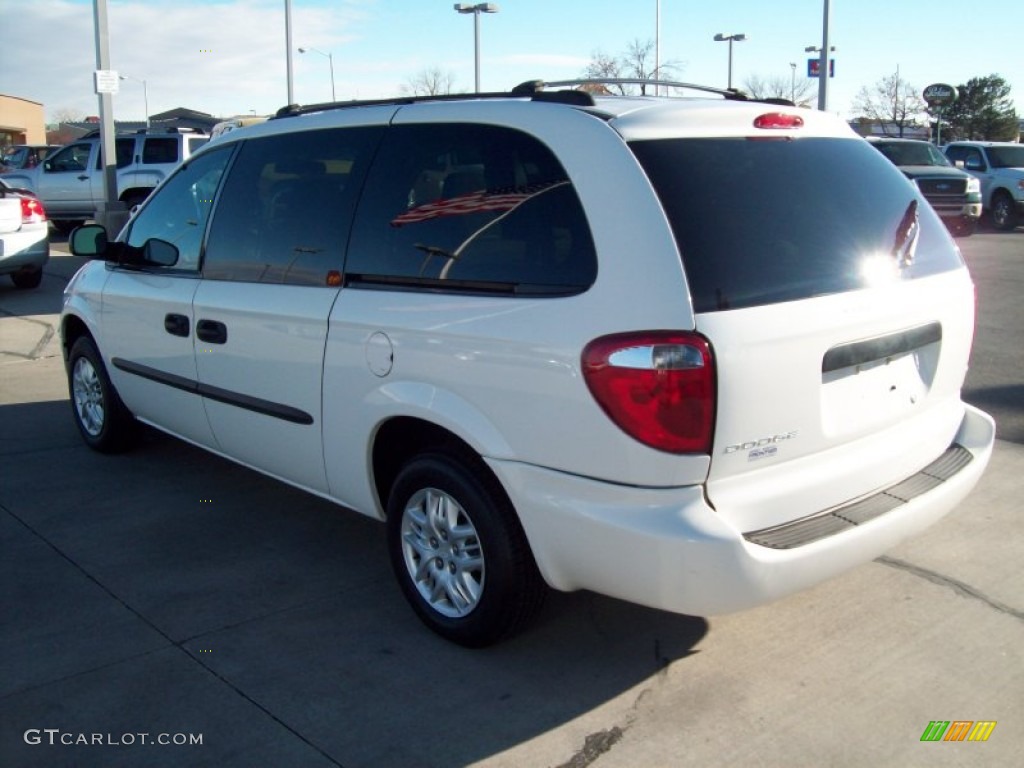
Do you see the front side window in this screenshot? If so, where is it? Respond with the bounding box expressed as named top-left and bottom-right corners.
top-left (202, 126), bottom-right (381, 285)
top-left (630, 137), bottom-right (963, 312)
top-left (124, 147), bottom-right (233, 272)
top-left (46, 143), bottom-right (91, 172)
top-left (346, 123), bottom-right (597, 295)
top-left (987, 145), bottom-right (1024, 168)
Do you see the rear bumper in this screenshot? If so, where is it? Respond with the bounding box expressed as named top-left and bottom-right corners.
top-left (0, 226), bottom-right (49, 273)
top-left (492, 403), bottom-right (995, 616)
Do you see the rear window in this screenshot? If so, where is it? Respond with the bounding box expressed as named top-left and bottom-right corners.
top-left (630, 137), bottom-right (963, 313)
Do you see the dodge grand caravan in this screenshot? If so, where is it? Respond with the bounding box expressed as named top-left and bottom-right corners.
top-left (61, 80), bottom-right (995, 646)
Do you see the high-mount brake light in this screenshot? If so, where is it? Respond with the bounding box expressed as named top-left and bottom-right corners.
top-left (582, 331), bottom-right (716, 454)
top-left (753, 112), bottom-right (804, 130)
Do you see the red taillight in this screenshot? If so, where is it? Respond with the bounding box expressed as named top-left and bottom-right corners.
top-left (21, 196), bottom-right (46, 224)
top-left (582, 332), bottom-right (716, 454)
top-left (753, 112), bottom-right (804, 130)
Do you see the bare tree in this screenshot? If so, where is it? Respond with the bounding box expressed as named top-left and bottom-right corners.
top-left (49, 107), bottom-right (85, 125)
top-left (742, 73), bottom-right (815, 106)
top-left (583, 50), bottom-right (624, 92)
top-left (851, 72), bottom-right (928, 137)
top-left (584, 39), bottom-right (681, 95)
top-left (401, 67), bottom-right (457, 97)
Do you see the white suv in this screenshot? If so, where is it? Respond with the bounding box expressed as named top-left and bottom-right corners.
top-left (61, 80), bottom-right (995, 646)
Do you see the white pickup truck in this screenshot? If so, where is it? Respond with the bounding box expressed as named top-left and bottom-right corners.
top-left (944, 141), bottom-right (1024, 231)
top-left (0, 128), bottom-right (208, 232)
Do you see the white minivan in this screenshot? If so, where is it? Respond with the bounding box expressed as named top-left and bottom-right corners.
top-left (61, 80), bottom-right (995, 646)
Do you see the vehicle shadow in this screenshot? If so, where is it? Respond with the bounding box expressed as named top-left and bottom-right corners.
top-left (0, 399), bottom-right (708, 768)
top-left (963, 383), bottom-right (1024, 445)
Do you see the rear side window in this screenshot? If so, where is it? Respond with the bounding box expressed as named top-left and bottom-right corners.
top-left (630, 137), bottom-right (963, 313)
top-left (141, 137), bottom-right (179, 164)
top-left (346, 123), bottom-right (596, 295)
top-left (202, 126), bottom-right (381, 285)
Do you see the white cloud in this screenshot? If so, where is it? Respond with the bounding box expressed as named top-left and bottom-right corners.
top-left (1, 1), bottom-right (374, 121)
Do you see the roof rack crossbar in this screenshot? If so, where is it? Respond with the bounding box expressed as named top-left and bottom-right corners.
top-left (539, 78), bottom-right (748, 100)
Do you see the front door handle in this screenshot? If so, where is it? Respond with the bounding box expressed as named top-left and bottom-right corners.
top-left (196, 319), bottom-right (228, 344)
top-left (77, 174), bottom-right (89, 181)
top-left (164, 313), bottom-right (190, 337)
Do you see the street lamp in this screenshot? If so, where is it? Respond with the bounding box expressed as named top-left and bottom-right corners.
top-left (454, 3), bottom-right (499, 93)
top-left (789, 62), bottom-right (797, 103)
top-left (119, 74), bottom-right (149, 128)
top-left (712, 33), bottom-right (746, 90)
top-left (299, 47), bottom-right (336, 102)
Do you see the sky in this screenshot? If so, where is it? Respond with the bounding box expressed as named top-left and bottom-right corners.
top-left (2, 0), bottom-right (1022, 125)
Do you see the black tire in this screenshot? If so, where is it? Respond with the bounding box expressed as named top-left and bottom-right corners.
top-left (67, 336), bottom-right (137, 453)
top-left (11, 267), bottom-right (43, 289)
top-left (990, 192), bottom-right (1019, 231)
top-left (386, 451), bottom-right (546, 647)
top-left (122, 191), bottom-right (148, 211)
top-left (52, 219), bottom-right (86, 235)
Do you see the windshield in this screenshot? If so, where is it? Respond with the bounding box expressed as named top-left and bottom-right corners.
top-left (987, 145), bottom-right (1024, 169)
top-left (872, 141), bottom-right (950, 167)
top-left (629, 137), bottom-right (963, 312)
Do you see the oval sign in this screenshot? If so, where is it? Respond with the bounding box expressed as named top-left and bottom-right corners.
top-left (923, 83), bottom-right (958, 107)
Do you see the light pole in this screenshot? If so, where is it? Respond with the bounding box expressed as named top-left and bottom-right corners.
top-left (713, 33), bottom-right (746, 90)
top-left (804, 43), bottom-right (837, 111)
top-left (810, 0), bottom-right (832, 111)
top-left (789, 62), bottom-right (797, 103)
top-left (299, 47), bottom-right (336, 101)
top-left (119, 74), bottom-right (149, 128)
top-left (454, 3), bottom-right (499, 93)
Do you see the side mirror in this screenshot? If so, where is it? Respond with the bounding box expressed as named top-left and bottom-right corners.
top-left (69, 224), bottom-right (110, 259)
top-left (142, 238), bottom-right (179, 267)
top-left (965, 157), bottom-right (984, 171)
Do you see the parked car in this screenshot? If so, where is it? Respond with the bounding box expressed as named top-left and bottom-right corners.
top-left (0, 144), bottom-right (59, 172)
top-left (0, 179), bottom-right (49, 289)
top-left (61, 80), bottom-right (995, 646)
top-left (944, 141), bottom-right (1024, 231)
top-left (867, 137), bottom-right (981, 236)
top-left (0, 128), bottom-right (209, 233)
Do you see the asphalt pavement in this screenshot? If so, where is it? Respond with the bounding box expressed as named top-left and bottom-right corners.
top-left (1, 230), bottom-right (1022, 767)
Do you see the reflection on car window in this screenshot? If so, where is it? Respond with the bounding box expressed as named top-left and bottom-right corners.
top-left (202, 126), bottom-right (381, 286)
top-left (125, 147), bottom-right (233, 272)
top-left (347, 123), bottom-right (596, 295)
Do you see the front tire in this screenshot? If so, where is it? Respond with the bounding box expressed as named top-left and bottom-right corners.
top-left (386, 452), bottom-right (546, 647)
top-left (68, 336), bottom-right (137, 453)
top-left (990, 192), bottom-right (1019, 231)
top-left (11, 267), bottom-right (43, 289)
top-left (53, 219), bottom-right (85, 236)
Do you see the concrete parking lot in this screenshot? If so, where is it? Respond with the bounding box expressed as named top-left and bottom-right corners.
top-left (1, 230), bottom-right (1022, 767)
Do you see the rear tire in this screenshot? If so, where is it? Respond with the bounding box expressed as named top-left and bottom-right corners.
top-left (990, 192), bottom-right (1019, 231)
top-left (53, 220), bottom-right (86, 235)
top-left (67, 336), bottom-right (137, 453)
top-left (11, 267), bottom-right (43, 289)
top-left (386, 451), bottom-right (546, 647)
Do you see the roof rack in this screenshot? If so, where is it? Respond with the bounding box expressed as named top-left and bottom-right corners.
top-left (537, 78), bottom-right (748, 101)
top-left (270, 77), bottom-right (786, 120)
